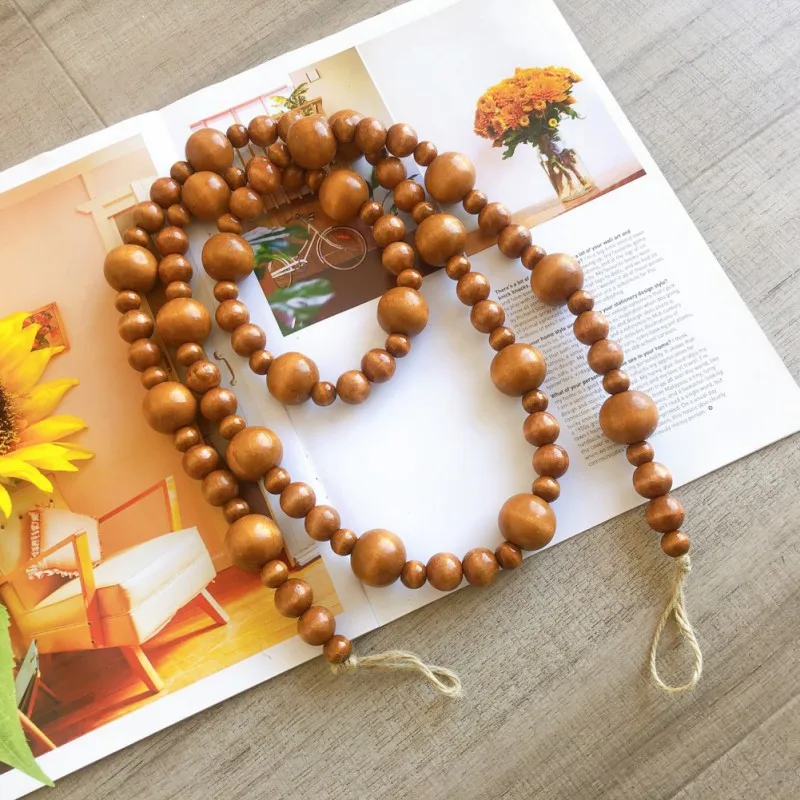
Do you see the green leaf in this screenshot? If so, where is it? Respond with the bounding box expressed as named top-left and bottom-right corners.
top-left (0, 605), bottom-right (53, 786)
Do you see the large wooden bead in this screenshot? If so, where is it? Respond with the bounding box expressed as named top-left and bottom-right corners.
top-left (424, 152), bottom-right (475, 204)
top-left (393, 179), bottom-right (425, 212)
top-left (305, 505), bottom-right (341, 542)
top-left (372, 215), bottom-right (406, 248)
top-left (230, 187), bottom-right (264, 220)
top-left (498, 493), bottom-right (556, 551)
top-left (646, 495), bottom-right (685, 533)
top-left (185, 360), bottom-right (221, 394)
top-left (386, 123), bottom-right (418, 157)
top-left (532, 444), bottom-right (570, 478)
top-left (350, 529), bottom-right (406, 587)
top-left (142, 381), bottom-right (197, 433)
top-left (186, 128), bottom-right (234, 174)
top-left (318, 169), bottom-right (369, 222)
top-left (133, 201), bottom-right (164, 233)
top-left (633, 462), bottom-right (673, 498)
top-left (414, 213), bottom-right (466, 266)
top-left (426, 552), bottom-right (463, 591)
top-left (224, 514), bottom-right (284, 572)
top-left (599, 390), bottom-right (659, 444)
top-left (274, 579), bottom-right (313, 618)
top-left (155, 298), bottom-right (212, 347)
top-left (361, 349), bottom-right (395, 383)
top-left (530, 253), bottom-right (584, 306)
top-left (248, 115), bottom-right (279, 147)
top-left (286, 115), bottom-right (336, 168)
top-left (462, 547), bottom-right (499, 587)
top-left (182, 171), bottom-right (231, 220)
top-left (226, 426), bottom-right (283, 481)
top-left (522, 412), bottom-right (560, 446)
top-left (490, 343), bottom-right (546, 396)
top-left (336, 370), bottom-right (371, 404)
top-left (246, 156), bottom-right (282, 194)
top-left (202, 233), bottom-right (254, 282)
top-left (182, 444), bottom-right (219, 479)
top-left (150, 177), bottom-right (182, 207)
top-left (280, 482), bottom-right (316, 518)
top-left (660, 531), bottom-right (691, 558)
top-left (104, 244), bottom-right (158, 292)
top-left (118, 310), bottom-right (153, 343)
top-left (377, 287), bottom-right (429, 337)
top-left (267, 352), bottom-right (320, 404)
top-left (587, 339), bottom-right (625, 374)
top-left (323, 634), bottom-right (352, 664)
top-left (298, 606), bottom-right (336, 646)
top-left (354, 118), bottom-right (387, 153)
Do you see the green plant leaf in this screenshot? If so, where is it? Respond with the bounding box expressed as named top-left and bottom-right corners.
top-left (0, 605), bottom-right (53, 786)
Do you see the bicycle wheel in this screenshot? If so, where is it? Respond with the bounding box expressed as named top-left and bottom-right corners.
top-left (317, 226), bottom-right (367, 271)
top-left (267, 256), bottom-right (295, 289)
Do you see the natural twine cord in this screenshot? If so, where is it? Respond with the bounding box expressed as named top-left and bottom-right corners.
top-left (331, 649), bottom-right (463, 698)
top-left (649, 554), bottom-right (703, 694)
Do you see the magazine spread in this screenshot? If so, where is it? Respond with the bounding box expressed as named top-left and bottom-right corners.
top-left (1, 0), bottom-right (799, 794)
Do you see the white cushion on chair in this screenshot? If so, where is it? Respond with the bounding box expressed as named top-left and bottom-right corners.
top-left (27, 508), bottom-right (102, 579)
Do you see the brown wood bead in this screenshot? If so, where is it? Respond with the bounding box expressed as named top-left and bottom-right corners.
top-left (127, 339), bottom-right (163, 372)
top-left (523, 411), bottom-right (560, 446)
top-left (633, 462), bottom-right (673, 498)
top-left (498, 224), bottom-right (532, 258)
top-left (306, 168), bottom-right (327, 192)
top-left (323, 635), bottom-right (352, 664)
top-left (226, 514), bottom-right (284, 572)
top-left (319, 169), bottom-right (369, 222)
top-left (385, 334), bottom-right (411, 358)
top-left (123, 227), bottom-right (150, 247)
top-left (202, 469), bottom-right (239, 507)
top-left (133, 200), bottom-right (164, 233)
top-left (230, 187), bottom-right (264, 220)
top-left (286, 115), bottom-right (336, 169)
top-left (185, 360), bottom-right (221, 394)
top-left (424, 152), bottom-right (476, 204)
top-left (359, 200), bottom-right (383, 226)
top-left (226, 123), bottom-right (249, 148)
top-left (219, 414), bottom-right (246, 440)
top-left (470, 299), bottom-right (505, 333)
top-left (498, 493), bottom-right (556, 551)
top-left (522, 389), bottom-right (548, 413)
top-left (166, 203), bottom-right (191, 227)
top-left (478, 202), bottom-right (511, 235)
top-left (264, 466), bottom-right (291, 494)
top-left (415, 213), bottom-right (467, 266)
top-left (223, 498), bottom-right (250, 524)
top-left (587, 339), bottom-right (625, 374)
top-left (413, 140), bottom-right (437, 166)
top-left (532, 475), bottom-right (560, 502)
top-left (182, 171), bottom-right (231, 220)
top-left (215, 299), bottom-right (250, 332)
top-left (660, 531), bottom-right (691, 558)
top-left (305, 505), bottom-right (341, 542)
top-left (104, 244), bottom-right (158, 292)
top-left (154, 226), bottom-right (189, 256)
top-left (329, 109), bottom-right (364, 144)
top-left (186, 128), bottom-right (234, 174)
top-left (365, 147), bottom-right (387, 166)
top-left (351, 530), bottom-right (406, 587)
top-left (224, 166), bottom-right (248, 192)
top-left (392, 179), bottom-right (425, 212)
top-left (267, 352), bottom-right (320, 404)
top-left (175, 342), bottom-right (205, 366)
top-left (298, 606), bottom-right (336, 646)
top-left (213, 281), bottom-right (238, 301)
top-left (400, 560), bottom-right (427, 589)
top-left (463, 189), bottom-right (487, 214)
top-left (150, 177), bottom-right (182, 208)
top-left (164, 281), bottom-right (192, 300)
top-left (281, 164), bottom-right (306, 193)
top-left (118, 310), bottom-right (154, 343)
top-left (599, 390), bottom-right (659, 444)
top-left (182, 444), bottom-right (219, 479)
top-left (311, 381), bottom-right (337, 406)
top-left (217, 214), bottom-right (243, 234)
top-left (173, 426), bottom-right (201, 452)
top-left (411, 201), bottom-right (436, 224)
top-left (158, 253), bottom-right (192, 284)
top-left (462, 547), bottom-right (499, 587)
top-left (226, 426), bottom-right (283, 481)
top-left (574, 311), bottom-right (610, 345)
top-left (155, 297), bottom-right (211, 347)
top-left (495, 541), bottom-right (523, 570)
top-left (426, 552), bottom-right (463, 591)
top-left (354, 118), bottom-right (387, 153)
top-left (603, 369), bottom-right (630, 394)
top-left (372, 215), bottom-right (406, 248)
top-left (169, 162), bottom-right (194, 184)
top-left (489, 326), bottom-right (516, 351)
top-left (333, 138), bottom-right (362, 164)
top-left (200, 387), bottom-right (238, 421)
top-left (274, 579), bottom-right (313, 618)
top-left (249, 349), bottom-right (273, 376)
top-left (456, 272), bottom-right (490, 305)
top-left (141, 366), bottom-right (168, 390)
top-left (330, 528), bottom-right (357, 556)
top-left (361, 349), bottom-right (396, 383)
top-left (375, 157), bottom-right (407, 190)
top-left (274, 108), bottom-right (303, 142)
top-left (260, 559), bottom-right (289, 589)
top-left (530, 253), bottom-right (585, 306)
top-left (567, 290), bottom-right (595, 315)
top-left (202, 233), bottom-right (254, 282)
top-left (646, 495), bottom-right (685, 533)
top-left (231, 324), bottom-right (266, 357)
top-left (396, 268), bottom-right (422, 290)
top-left (626, 441), bottom-right (655, 466)
top-left (280, 482), bottom-right (316, 518)
top-left (521, 245), bottom-right (546, 271)
top-left (336, 370), bottom-right (371, 404)
top-left (248, 115), bottom-right (278, 147)
top-left (532, 444), bottom-right (570, 478)
top-left (490, 343), bottom-right (546, 396)
top-left (445, 254), bottom-right (470, 280)
top-left (377, 286), bottom-right (429, 337)
top-left (381, 241), bottom-right (415, 275)
top-left (246, 156), bottom-right (282, 193)
top-left (386, 123), bottom-right (418, 157)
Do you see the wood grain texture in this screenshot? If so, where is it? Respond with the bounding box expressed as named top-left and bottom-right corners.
top-left (2, 0), bottom-right (799, 798)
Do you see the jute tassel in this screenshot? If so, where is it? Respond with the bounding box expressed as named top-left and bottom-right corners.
top-left (649, 554), bottom-right (703, 693)
top-left (331, 649), bottom-right (463, 698)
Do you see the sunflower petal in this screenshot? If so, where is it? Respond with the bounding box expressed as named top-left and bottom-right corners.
top-left (0, 323), bottom-right (40, 377)
top-left (52, 443), bottom-right (95, 460)
top-left (3, 345), bottom-right (64, 395)
top-left (0, 484), bottom-right (11, 518)
top-left (0, 458), bottom-right (53, 493)
top-left (18, 413), bottom-right (86, 445)
top-left (15, 378), bottom-right (79, 425)
top-left (7, 443), bottom-right (87, 471)
top-left (0, 312), bottom-right (33, 369)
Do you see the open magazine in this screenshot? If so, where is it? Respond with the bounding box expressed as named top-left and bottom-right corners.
top-left (1, 0), bottom-right (798, 794)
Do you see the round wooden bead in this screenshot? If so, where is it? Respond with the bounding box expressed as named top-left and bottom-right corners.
top-left (633, 462), bottom-right (673, 498)
top-left (127, 339), bottom-right (162, 371)
top-left (329, 109), bottom-right (364, 144)
top-left (223, 498), bottom-right (250, 524)
top-left (532, 475), bottom-right (560, 502)
top-left (523, 411), bottom-right (560, 446)
top-left (330, 528), bottom-right (357, 556)
top-left (118, 310), bottom-right (154, 343)
top-left (133, 201), bottom-right (164, 233)
top-left (498, 224), bottom-right (532, 258)
top-left (532, 444), bottom-right (570, 478)
top-left (414, 213), bottom-right (466, 266)
top-left (323, 635), bottom-right (352, 664)
top-left (385, 334), bottom-right (411, 358)
top-left (354, 118), bottom-right (387, 153)
top-left (445, 255), bottom-right (470, 280)
top-left (185, 360), bottom-right (221, 394)
top-left (599, 390), bottom-right (659, 444)
top-left (411, 201), bottom-right (436, 224)
top-left (226, 426), bottom-right (283, 481)
top-left (200, 387), bottom-right (238, 421)
top-left (175, 342), bottom-right (205, 366)
top-left (377, 287), bottom-right (429, 337)
top-left (215, 299), bottom-right (250, 332)
top-left (413, 140), bottom-right (437, 166)
top-left (574, 311), bottom-right (609, 345)
top-left (660, 531), bottom-right (691, 558)
top-left (587, 339), bottom-right (625, 374)
top-left (282, 164), bottom-right (306, 193)
top-left (372, 215), bottom-right (406, 248)
top-left (567, 290), bottom-right (594, 315)
top-left (470, 299), bottom-right (505, 333)
top-left (225, 514), bottom-right (284, 572)
top-left (219, 414), bottom-right (246, 440)
top-left (155, 298), bottom-right (211, 347)
top-left (426, 552), bottom-right (463, 591)
top-left (214, 281), bottom-right (238, 301)
top-left (226, 123), bottom-right (249, 148)
top-left (225, 166), bottom-right (248, 193)
top-left (311, 381), bottom-right (337, 406)
top-left (456, 272), bottom-right (490, 305)
top-left (397, 269), bottom-right (423, 290)
top-left (173, 426), bottom-right (201, 452)
top-left (202, 469), bottom-right (239, 506)
top-left (478, 202), bottom-right (511, 235)
top-left (217, 214), bottom-right (243, 234)
top-left (381, 241), bottom-right (415, 275)
top-left (181, 171), bottom-right (231, 220)
top-left (318, 169), bottom-right (369, 223)
top-left (154, 226), bottom-right (189, 256)
top-left (498, 493), bottom-right (556, 551)
top-left (231, 324), bottom-right (266, 357)
top-left (249, 349), bottom-right (274, 376)
top-left (400, 560), bottom-right (427, 589)
top-left (186, 128), bottom-right (234, 174)
top-left (358, 200), bottom-right (383, 225)
top-left (298, 606), bottom-right (336, 646)
top-left (306, 168), bottom-right (327, 192)
top-left (489, 327), bottom-right (516, 351)
top-left (141, 366), bottom-right (168, 390)
top-left (462, 547), bottom-right (499, 587)
top-left (246, 156), bottom-right (281, 193)
top-left (267, 352), bottom-right (320, 405)
top-left (286, 115), bottom-right (336, 169)
top-left (182, 444), bottom-right (219, 479)
top-left (602, 369), bottom-right (630, 394)
top-left (375, 157), bottom-right (406, 190)
top-left (392, 179), bottom-right (425, 212)
top-left (169, 162), bottom-right (193, 184)
top-left (336, 370), bottom-right (371, 405)
top-left (164, 281), bottom-right (192, 300)
top-left (150, 177), bottom-right (182, 208)
top-left (646, 495), bottom-right (685, 533)
top-left (267, 142), bottom-right (292, 168)
top-left (142, 381), bottom-right (197, 434)
top-left (202, 233), bottom-right (254, 282)
top-left (530, 253), bottom-right (585, 306)
top-left (522, 389), bottom-right (549, 413)
top-left (360, 349), bottom-right (396, 384)
top-left (350, 529), bottom-right (406, 587)
top-left (104, 244), bottom-right (158, 292)
top-left (463, 189), bottom-right (487, 214)
top-left (424, 152), bottom-right (476, 204)
top-left (365, 147), bottom-right (388, 167)
top-left (277, 109), bottom-right (305, 142)
top-left (274, 579), bottom-right (313, 618)
top-left (280, 482), bottom-right (316, 518)
top-left (229, 187), bottom-right (264, 220)
top-left (490, 343), bottom-right (546, 396)
top-left (260, 559), bottom-right (289, 588)
top-left (385, 123), bottom-right (418, 157)
top-left (626, 441), bottom-right (654, 466)
top-left (521, 245), bottom-right (547, 271)
top-left (115, 290), bottom-right (141, 313)
top-left (158, 253), bottom-right (192, 284)
top-left (495, 541), bottom-right (523, 570)
top-left (305, 505), bottom-right (341, 542)
top-left (248, 115), bottom-right (278, 147)
top-left (264, 466), bottom-right (291, 494)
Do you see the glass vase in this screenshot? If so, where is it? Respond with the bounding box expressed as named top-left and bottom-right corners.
top-left (536, 133), bottom-right (595, 203)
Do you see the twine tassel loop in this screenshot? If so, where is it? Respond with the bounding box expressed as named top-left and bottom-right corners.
top-left (649, 554), bottom-right (703, 694)
top-left (331, 649), bottom-right (463, 698)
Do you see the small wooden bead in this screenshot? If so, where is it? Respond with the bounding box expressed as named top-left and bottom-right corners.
top-left (425, 152), bottom-right (476, 204)
top-left (330, 528), bottom-right (357, 556)
top-left (267, 141), bottom-right (292, 168)
top-left (305, 505), bottom-right (341, 542)
top-left (462, 547), bottom-right (499, 587)
top-left (166, 204), bottom-right (191, 227)
top-left (150, 177), bottom-right (182, 208)
top-left (478, 202), bottom-right (511, 235)
top-left (381, 241), bottom-right (415, 275)
top-left (115, 290), bottom-right (141, 313)
top-left (626, 441), bottom-right (655, 466)
top-left (158, 253), bottom-right (192, 284)
top-left (470, 299), bottom-right (505, 333)
top-left (217, 214), bottom-right (243, 234)
top-left (521, 245), bottom-right (546, 271)
top-left (660, 531), bottom-right (691, 558)
top-left (202, 469), bottom-right (239, 507)
top-left (231, 324), bottom-right (266, 357)
top-left (219, 414), bottom-right (247, 440)
top-left (278, 109), bottom-right (303, 144)
top-left (223, 498), bottom-right (250, 524)
top-left (230, 187), bottom-right (264, 220)
top-left (298, 606), bottom-right (336, 646)
top-left (415, 213), bottom-right (466, 266)
top-left (462, 189), bottom-right (487, 214)
top-left (118, 309), bottom-right (154, 343)
top-left (411, 201), bottom-right (436, 224)
top-left (532, 475), bottom-right (560, 502)
top-left (358, 200), bottom-right (383, 226)
top-left (523, 411), bottom-right (560, 446)
top-left (127, 339), bottom-right (162, 372)
top-left (522, 389), bottom-right (548, 413)
top-left (530, 253), bottom-right (584, 306)
top-left (489, 326), bottom-right (516, 351)
top-left (385, 334), bottom-right (411, 358)
top-left (498, 493), bottom-right (556, 551)
top-left (249, 349), bottom-right (273, 376)
top-left (264, 466), bottom-right (291, 494)
top-left (214, 281), bottom-right (238, 301)
top-left (336, 370), bottom-right (372, 404)
top-left (154, 226), bottom-right (189, 256)
top-left (123, 227), bottom-right (150, 247)
top-left (226, 426), bottom-right (282, 481)
top-left (568, 290), bottom-right (595, 315)
top-left (498, 224), bottom-right (532, 258)
top-left (311, 381), bottom-right (337, 406)
top-left (200, 387), bottom-right (238, 421)
top-left (181, 171), bottom-right (231, 220)
top-left (392, 179), bottom-right (425, 212)
top-left (375, 157), bottom-right (407, 190)
top-left (164, 281), bottom-right (192, 300)
top-left (350, 529), bottom-right (406, 587)
top-left (426, 552), bottom-right (463, 591)
top-left (587, 339), bottom-right (625, 374)
top-left (267, 352), bottom-right (319, 404)
top-left (495, 541), bottom-right (523, 570)
top-left (173, 426), bottom-right (201, 452)
top-left (532, 444), bottom-right (570, 478)
top-left (323, 635), bottom-right (352, 664)
top-left (103, 244), bottom-right (158, 292)
top-left (246, 156), bottom-right (281, 194)
top-left (185, 360), bottom-right (221, 394)
top-left (169, 162), bottom-right (194, 184)
top-left (175, 342), bottom-right (205, 366)
top-left (396, 268), bottom-right (423, 290)
top-left (386, 123), bottom-right (418, 157)
top-left (456, 272), bottom-right (490, 305)
top-left (603, 369), bottom-right (630, 394)
top-left (274, 579), bottom-right (313, 618)
top-left (445, 255), bottom-right (471, 280)
top-left (633, 462), bottom-right (673, 498)
top-left (599, 390), bottom-right (658, 444)
top-left (226, 123), bottom-right (249, 148)
top-left (361, 349), bottom-right (396, 383)
top-left (400, 560), bottom-right (427, 589)
top-left (306, 168), bottom-right (327, 192)
top-left (372, 215), bottom-right (406, 248)
top-left (413, 140), bottom-right (437, 166)
top-left (377, 287), bottom-right (429, 337)
top-left (260, 559), bottom-right (289, 588)
top-left (141, 366), bottom-right (168, 390)
top-left (223, 166), bottom-right (247, 192)
top-left (182, 444), bottom-right (220, 479)
top-left (354, 118), bottom-right (387, 153)
top-left (133, 200), bottom-right (164, 232)
top-left (282, 164), bottom-right (306, 193)
top-left (280, 482), bottom-right (316, 518)
top-left (216, 299), bottom-right (250, 332)
top-left (365, 147), bottom-right (387, 166)
top-left (646, 494), bottom-right (685, 533)
top-left (574, 311), bottom-right (610, 345)
top-left (490, 343), bottom-right (546, 396)
top-left (186, 127), bottom-right (234, 174)
top-left (318, 169), bottom-right (368, 222)
top-left (155, 297), bottom-right (211, 347)
top-left (248, 115), bottom-right (278, 147)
